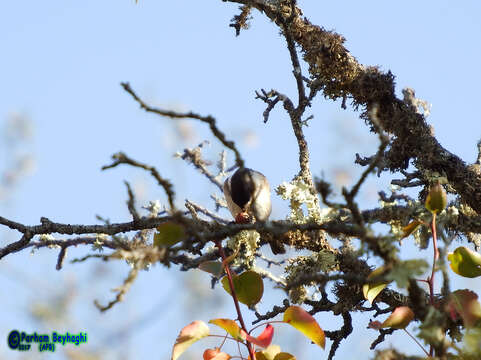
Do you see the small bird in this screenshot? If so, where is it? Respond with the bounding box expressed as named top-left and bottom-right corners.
top-left (223, 167), bottom-right (272, 223)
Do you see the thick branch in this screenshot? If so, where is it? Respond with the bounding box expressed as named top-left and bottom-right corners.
top-left (223, 0), bottom-right (481, 214)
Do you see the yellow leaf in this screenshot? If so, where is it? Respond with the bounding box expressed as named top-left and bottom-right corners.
top-left (171, 321), bottom-right (209, 360)
top-left (447, 246), bottom-right (481, 278)
top-left (401, 220), bottom-right (424, 239)
top-left (253, 345), bottom-right (282, 360)
top-left (283, 306), bottom-right (325, 348)
top-left (362, 267), bottom-right (389, 304)
top-left (274, 353), bottom-right (296, 360)
top-left (208, 319), bottom-right (244, 341)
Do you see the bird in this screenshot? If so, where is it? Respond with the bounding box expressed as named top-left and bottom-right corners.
top-left (223, 167), bottom-right (272, 223)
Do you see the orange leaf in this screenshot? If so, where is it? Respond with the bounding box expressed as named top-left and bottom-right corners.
top-left (283, 306), bottom-right (325, 348)
top-left (209, 319), bottom-right (244, 341)
top-left (382, 306), bottom-right (414, 329)
top-left (242, 324), bottom-right (274, 348)
top-left (203, 348), bottom-right (231, 360)
top-left (171, 320), bottom-right (210, 360)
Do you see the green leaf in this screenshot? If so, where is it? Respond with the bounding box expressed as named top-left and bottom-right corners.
top-left (381, 306), bottom-right (414, 329)
top-left (425, 182), bottom-right (447, 214)
top-left (208, 319), bottom-right (244, 341)
top-left (171, 320), bottom-right (209, 360)
top-left (198, 261), bottom-right (225, 278)
top-left (221, 270), bottom-right (264, 307)
top-left (283, 306), bottom-right (325, 348)
top-left (386, 259), bottom-right (429, 288)
top-left (362, 267), bottom-right (389, 304)
top-left (447, 246), bottom-right (481, 278)
top-left (154, 223), bottom-right (185, 248)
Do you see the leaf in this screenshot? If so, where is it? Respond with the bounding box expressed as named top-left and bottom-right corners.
top-left (362, 267), bottom-right (389, 304)
top-left (203, 348), bottom-right (231, 360)
top-left (447, 246), bottom-right (481, 278)
top-left (425, 182), bottom-right (447, 214)
top-left (401, 220), bottom-right (424, 239)
top-left (208, 319), bottom-right (244, 341)
top-left (253, 345), bottom-right (282, 360)
top-left (386, 259), bottom-right (429, 288)
top-left (445, 289), bottom-right (481, 327)
top-left (198, 261), bottom-right (225, 278)
top-left (171, 321), bottom-right (210, 360)
top-left (221, 270), bottom-right (264, 307)
top-left (242, 324), bottom-right (274, 348)
top-left (154, 222), bottom-right (185, 248)
top-left (283, 306), bottom-right (325, 348)
top-left (274, 353), bottom-right (296, 360)
top-left (382, 306), bottom-right (414, 329)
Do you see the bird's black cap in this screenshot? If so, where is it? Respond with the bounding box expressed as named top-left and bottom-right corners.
top-left (230, 168), bottom-right (257, 210)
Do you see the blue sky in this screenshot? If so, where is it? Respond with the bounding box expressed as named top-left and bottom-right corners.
top-left (1, 1), bottom-right (481, 359)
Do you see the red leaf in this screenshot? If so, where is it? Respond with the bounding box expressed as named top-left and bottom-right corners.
top-left (242, 324), bottom-right (274, 348)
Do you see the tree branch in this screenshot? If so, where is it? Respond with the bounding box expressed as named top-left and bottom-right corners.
top-left (121, 82), bottom-right (244, 168)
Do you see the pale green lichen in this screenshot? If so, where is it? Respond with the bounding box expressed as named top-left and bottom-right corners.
top-left (276, 178), bottom-right (322, 223)
top-left (91, 233), bottom-right (109, 251)
top-left (39, 234), bottom-right (59, 249)
top-left (227, 230), bottom-right (260, 268)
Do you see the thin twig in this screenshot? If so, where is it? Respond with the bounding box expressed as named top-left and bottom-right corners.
top-left (185, 200), bottom-right (229, 224)
top-left (102, 152), bottom-right (176, 211)
top-left (124, 180), bottom-right (140, 222)
top-left (121, 82), bottom-right (244, 168)
top-left (94, 266), bottom-right (139, 312)
top-left (176, 142), bottom-right (224, 191)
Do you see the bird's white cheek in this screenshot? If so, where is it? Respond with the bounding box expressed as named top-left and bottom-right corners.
top-left (252, 187), bottom-right (272, 221)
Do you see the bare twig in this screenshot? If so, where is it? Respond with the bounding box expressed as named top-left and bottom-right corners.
top-left (121, 82), bottom-right (244, 168)
top-left (56, 245), bottom-right (68, 270)
top-left (102, 152), bottom-right (176, 211)
top-left (176, 142), bottom-right (224, 191)
top-left (124, 180), bottom-right (140, 222)
top-left (94, 266), bottom-right (139, 312)
top-left (185, 200), bottom-right (229, 224)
